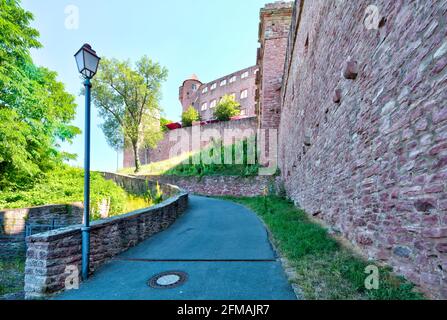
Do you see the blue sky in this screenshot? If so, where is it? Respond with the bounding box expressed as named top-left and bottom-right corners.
top-left (21, 0), bottom-right (267, 172)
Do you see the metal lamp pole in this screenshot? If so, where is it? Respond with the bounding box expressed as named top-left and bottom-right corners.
top-left (74, 44), bottom-right (101, 281)
top-left (82, 77), bottom-right (92, 281)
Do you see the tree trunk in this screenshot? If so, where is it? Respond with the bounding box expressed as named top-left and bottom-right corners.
top-left (132, 141), bottom-right (141, 173)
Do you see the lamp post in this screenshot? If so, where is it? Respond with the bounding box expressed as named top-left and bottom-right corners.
top-left (74, 44), bottom-right (101, 281)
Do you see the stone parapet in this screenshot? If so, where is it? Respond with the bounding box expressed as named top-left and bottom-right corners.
top-left (24, 182), bottom-right (188, 299)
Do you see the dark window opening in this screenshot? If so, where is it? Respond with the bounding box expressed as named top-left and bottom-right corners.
top-left (304, 35), bottom-right (309, 55)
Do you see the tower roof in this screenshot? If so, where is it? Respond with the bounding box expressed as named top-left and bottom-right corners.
top-left (188, 73), bottom-right (199, 81)
top-left (182, 73), bottom-right (202, 86)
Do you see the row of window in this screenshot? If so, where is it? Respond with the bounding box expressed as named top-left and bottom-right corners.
top-left (200, 89), bottom-right (249, 111)
top-left (201, 104), bottom-right (247, 116)
top-left (201, 70), bottom-right (257, 94)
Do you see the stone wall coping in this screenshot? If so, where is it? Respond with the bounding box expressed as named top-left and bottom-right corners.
top-left (99, 171), bottom-right (186, 193)
top-left (0, 202), bottom-right (83, 213)
top-left (100, 171), bottom-right (147, 181)
top-left (26, 190), bottom-right (188, 243)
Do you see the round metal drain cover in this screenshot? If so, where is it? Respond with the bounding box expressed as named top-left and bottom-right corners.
top-left (148, 271), bottom-right (188, 289)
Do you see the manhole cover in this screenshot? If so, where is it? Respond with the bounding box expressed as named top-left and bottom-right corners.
top-left (148, 271), bottom-right (188, 289)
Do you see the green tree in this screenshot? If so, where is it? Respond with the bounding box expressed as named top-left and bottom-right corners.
top-left (213, 95), bottom-right (240, 121)
top-left (0, 0), bottom-right (41, 106)
top-left (0, 108), bottom-right (33, 187)
top-left (181, 106), bottom-right (200, 127)
top-left (0, 0), bottom-right (79, 189)
top-left (91, 57), bottom-right (168, 173)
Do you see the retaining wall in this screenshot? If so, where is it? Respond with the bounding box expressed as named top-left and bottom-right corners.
top-left (24, 184), bottom-right (188, 299)
top-left (144, 175), bottom-right (281, 197)
top-left (279, 0), bottom-right (447, 299)
top-left (0, 204), bottom-right (83, 258)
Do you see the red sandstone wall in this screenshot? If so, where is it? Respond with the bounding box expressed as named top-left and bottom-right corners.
top-left (179, 78), bottom-right (203, 113)
top-left (257, 2), bottom-right (293, 130)
top-left (123, 117), bottom-right (258, 167)
top-left (144, 175), bottom-right (280, 197)
top-left (279, 0), bottom-right (447, 298)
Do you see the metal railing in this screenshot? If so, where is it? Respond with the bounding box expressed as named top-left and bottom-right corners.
top-left (25, 219), bottom-right (66, 237)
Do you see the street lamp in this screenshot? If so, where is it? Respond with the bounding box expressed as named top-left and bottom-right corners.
top-left (74, 44), bottom-right (101, 281)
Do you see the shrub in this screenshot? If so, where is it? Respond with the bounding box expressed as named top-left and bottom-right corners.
top-left (181, 106), bottom-right (200, 127)
top-left (0, 166), bottom-right (128, 218)
top-left (213, 95), bottom-right (240, 121)
top-left (152, 182), bottom-right (164, 204)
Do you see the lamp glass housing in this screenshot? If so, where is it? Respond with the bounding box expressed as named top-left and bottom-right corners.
top-left (75, 44), bottom-right (100, 79)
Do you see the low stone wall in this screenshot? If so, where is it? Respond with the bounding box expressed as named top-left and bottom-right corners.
top-left (100, 172), bottom-right (178, 199)
top-left (24, 187), bottom-right (188, 299)
top-left (0, 172), bottom-right (179, 260)
top-left (143, 175), bottom-right (281, 197)
top-left (0, 204), bottom-right (83, 258)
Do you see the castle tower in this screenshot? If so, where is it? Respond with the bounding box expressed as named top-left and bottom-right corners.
top-left (179, 74), bottom-right (202, 113)
top-left (256, 2), bottom-right (293, 130)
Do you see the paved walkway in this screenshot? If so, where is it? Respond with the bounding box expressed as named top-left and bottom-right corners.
top-left (56, 196), bottom-right (297, 300)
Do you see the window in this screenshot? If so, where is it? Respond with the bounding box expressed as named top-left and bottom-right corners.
top-left (229, 93), bottom-right (236, 100)
top-left (210, 100), bottom-right (217, 108)
top-left (192, 84), bottom-right (198, 91)
top-left (211, 83), bottom-right (217, 90)
top-left (229, 76), bottom-right (236, 83)
top-left (241, 71), bottom-right (249, 79)
top-left (240, 89), bottom-right (248, 99)
top-left (240, 109), bottom-right (246, 116)
top-left (202, 87), bottom-right (208, 94)
top-left (201, 102), bottom-right (208, 111)
top-left (254, 69), bottom-right (259, 75)
top-left (220, 79), bottom-right (227, 86)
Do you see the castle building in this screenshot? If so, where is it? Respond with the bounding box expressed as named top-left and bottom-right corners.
top-left (178, 66), bottom-right (259, 122)
top-left (124, 1), bottom-right (293, 168)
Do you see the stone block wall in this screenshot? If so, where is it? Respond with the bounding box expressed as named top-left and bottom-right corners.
top-left (257, 2), bottom-right (293, 130)
top-left (0, 204), bottom-right (83, 258)
top-left (24, 188), bottom-right (188, 299)
top-left (144, 175), bottom-right (281, 197)
top-left (123, 117), bottom-right (258, 167)
top-left (279, 0), bottom-right (447, 298)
